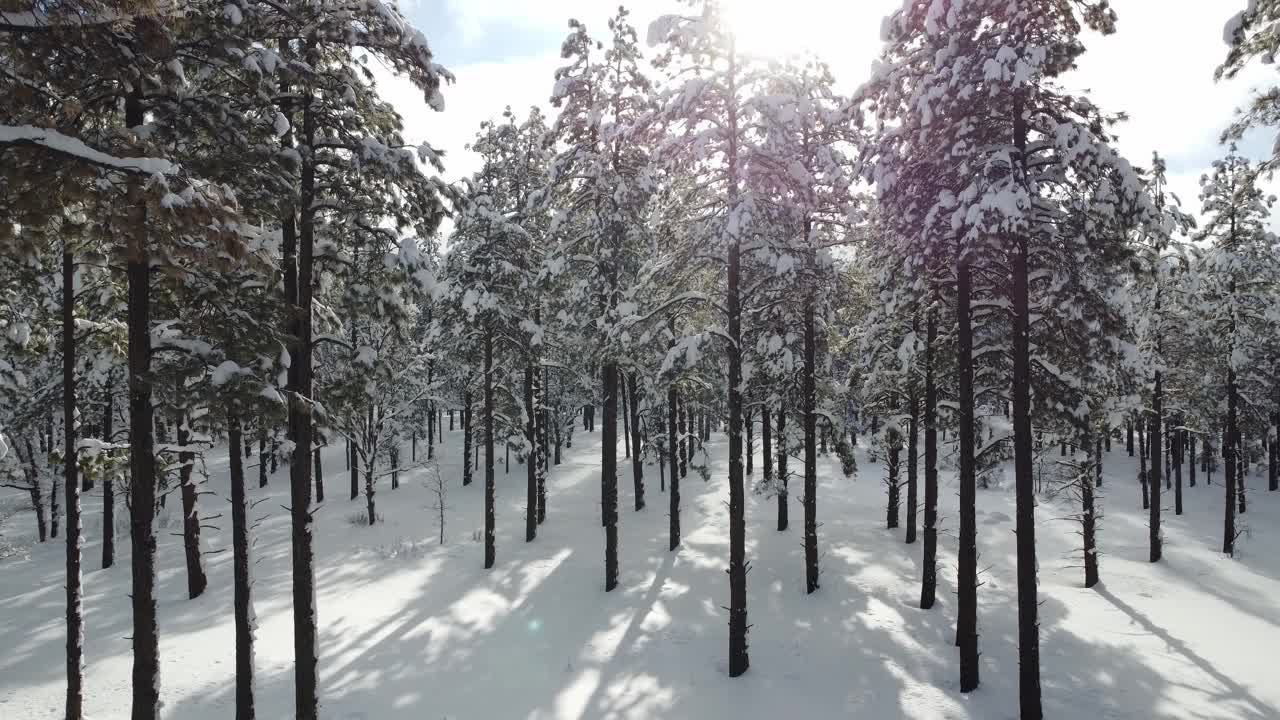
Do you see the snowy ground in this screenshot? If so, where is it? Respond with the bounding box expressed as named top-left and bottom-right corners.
top-left (2, 425), bottom-right (1279, 720)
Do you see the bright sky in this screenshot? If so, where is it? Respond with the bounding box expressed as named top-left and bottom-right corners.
top-left (384, 0), bottom-right (1276, 228)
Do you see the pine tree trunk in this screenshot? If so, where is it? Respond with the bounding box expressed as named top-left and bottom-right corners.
top-left (1083, 428), bottom-right (1099, 588)
top-left (177, 416), bottom-right (207, 599)
top-left (1190, 433), bottom-right (1197, 487)
top-left (725, 69), bottom-right (749, 677)
top-left (1150, 371), bottom-right (1162, 563)
top-left (349, 440), bottom-right (359, 500)
top-left (484, 329), bottom-right (496, 569)
top-left (956, 258), bottom-right (979, 692)
top-left (803, 296), bottom-right (819, 594)
top-left (668, 379), bottom-right (680, 551)
top-left (1139, 422), bottom-right (1149, 509)
top-left (745, 408), bottom-right (754, 476)
top-left (462, 390), bottom-right (472, 487)
top-left (283, 59), bottom-right (319, 717)
top-left (1225, 372), bottom-right (1238, 555)
top-left (364, 447), bottom-right (376, 526)
top-left (1010, 99), bottom-right (1040, 713)
top-left (227, 411), bottom-right (255, 720)
top-left (1126, 420), bottom-right (1134, 456)
top-left (621, 375), bottom-right (631, 459)
top-left (125, 85), bottom-right (161, 719)
top-left (102, 381), bottom-right (115, 569)
top-left (258, 425), bottom-right (268, 489)
top-left (886, 436), bottom-right (900, 529)
top-left (921, 302), bottom-right (939, 611)
top-left (906, 387), bottom-right (919, 544)
top-left (1174, 426), bottom-right (1183, 515)
top-left (777, 407), bottom-right (788, 532)
top-left (525, 363), bottom-right (537, 543)
top-left (762, 400), bottom-right (773, 488)
top-left (63, 244), bottom-right (84, 720)
top-left (628, 372), bottom-right (644, 511)
top-left (602, 363), bottom-right (619, 591)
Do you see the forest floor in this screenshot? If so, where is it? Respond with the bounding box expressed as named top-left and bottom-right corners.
top-left (2, 426), bottom-right (1279, 720)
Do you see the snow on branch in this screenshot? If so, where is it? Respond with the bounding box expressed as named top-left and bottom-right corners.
top-left (0, 125), bottom-right (177, 175)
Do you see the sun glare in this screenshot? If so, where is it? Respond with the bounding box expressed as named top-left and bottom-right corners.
top-left (721, 0), bottom-right (828, 60)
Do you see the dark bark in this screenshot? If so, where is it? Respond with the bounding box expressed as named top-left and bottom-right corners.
top-left (602, 363), bottom-right (619, 591)
top-left (349, 440), bottom-right (359, 500)
top-left (283, 58), bottom-right (319, 716)
top-left (1190, 434), bottom-right (1197, 487)
top-left (628, 372), bottom-right (644, 511)
top-left (621, 375), bottom-right (631, 459)
top-left (484, 330), bottom-right (496, 569)
top-left (921, 303), bottom-right (939, 611)
top-left (227, 412), bottom-right (255, 720)
top-left (1010, 97), bottom-right (1039, 712)
top-left (777, 407), bottom-right (788, 532)
top-left (1225, 373), bottom-right (1238, 555)
top-left (1150, 370), bottom-right (1162, 563)
top-left (906, 387), bottom-right (919, 544)
top-left (803, 296), bottom-right (819, 594)
top-left (63, 244), bottom-right (84, 720)
top-left (762, 400), bottom-right (773, 487)
top-left (462, 390), bottom-right (473, 487)
top-left (1126, 420), bottom-right (1134, 456)
top-left (258, 425), bottom-right (268, 489)
top-left (1083, 429), bottom-right (1099, 588)
top-left (1174, 427), bottom-right (1183, 515)
top-left (745, 408), bottom-right (754, 475)
top-left (678, 396), bottom-right (688, 479)
top-left (102, 381), bottom-right (115, 569)
top-left (668, 379), bottom-right (680, 551)
top-left (886, 434), bottom-right (900, 529)
top-left (726, 59), bottom-right (749, 677)
top-left (125, 86), bottom-right (160, 720)
top-left (1139, 422), bottom-right (1149, 509)
top-left (956, 258), bottom-right (979, 692)
top-left (177, 416), bottom-right (207, 599)
top-left (525, 363), bottom-right (537, 542)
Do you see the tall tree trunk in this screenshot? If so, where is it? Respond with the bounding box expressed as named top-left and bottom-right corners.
top-left (762, 399), bottom-right (773, 488)
top-left (462, 390), bottom-right (473, 487)
top-left (679, 396), bottom-right (688, 479)
top-left (102, 381), bottom-right (115, 569)
top-left (177, 415), bottom-right (207, 599)
top-left (283, 57), bottom-right (319, 717)
top-left (1190, 433), bottom-right (1197, 487)
top-left (803, 296), bottom-right (819, 594)
top-left (621, 376), bottom-right (631, 459)
top-left (725, 54), bottom-right (749, 677)
top-left (886, 433), bottom-right (900, 529)
top-left (906, 386), bottom-right (919, 545)
top-left (1083, 427), bottom-right (1099, 588)
top-left (1174, 426), bottom-right (1183, 515)
top-left (1126, 420), bottom-right (1134, 456)
top-left (956, 257), bottom-right (980, 693)
top-left (777, 407), bottom-right (788, 532)
top-left (1010, 97), bottom-right (1040, 714)
top-left (227, 411), bottom-right (255, 720)
top-left (921, 300), bottom-right (939, 611)
top-left (629, 372), bottom-right (644, 511)
top-left (1139, 421), bottom-right (1149, 509)
top-left (668, 379), bottom-right (680, 550)
top-left (484, 329), bottom-right (496, 569)
top-left (745, 408), bottom-right (754, 476)
top-left (1225, 372), bottom-right (1238, 555)
top-left (1150, 368), bottom-right (1163, 563)
top-left (525, 363), bottom-right (537, 542)
top-left (125, 86), bottom-right (160, 720)
top-left (258, 424), bottom-right (268, 489)
top-left (602, 364), bottom-right (619, 591)
top-left (63, 243), bottom-right (84, 720)
top-left (349, 440), bottom-right (359, 500)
